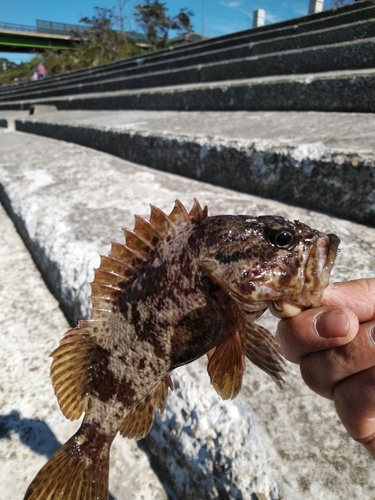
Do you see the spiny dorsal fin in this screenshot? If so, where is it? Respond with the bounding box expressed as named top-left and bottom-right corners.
top-left (109, 241), bottom-right (145, 268)
top-left (148, 199), bottom-right (208, 239)
top-left (169, 199), bottom-right (190, 225)
top-left (122, 229), bottom-right (151, 260)
top-left (98, 255), bottom-right (136, 279)
top-left (119, 376), bottom-right (173, 440)
top-left (149, 204), bottom-right (177, 237)
top-left (189, 198), bottom-right (208, 222)
top-left (93, 268), bottom-right (129, 289)
top-left (133, 214), bottom-right (163, 246)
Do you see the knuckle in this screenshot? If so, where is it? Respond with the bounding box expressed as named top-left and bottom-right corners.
top-left (300, 352), bottom-right (334, 399)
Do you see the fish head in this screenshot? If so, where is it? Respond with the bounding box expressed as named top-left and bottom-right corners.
top-left (200, 215), bottom-right (340, 316)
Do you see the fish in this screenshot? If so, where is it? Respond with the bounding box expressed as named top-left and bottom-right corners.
top-left (24, 199), bottom-right (340, 499)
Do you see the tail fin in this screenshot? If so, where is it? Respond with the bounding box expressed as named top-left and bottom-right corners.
top-left (24, 434), bottom-right (109, 500)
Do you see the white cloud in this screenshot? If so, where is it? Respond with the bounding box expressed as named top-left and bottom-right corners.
top-left (219, 1), bottom-right (243, 8)
top-left (265, 13), bottom-right (278, 23)
top-left (219, 0), bottom-right (252, 20)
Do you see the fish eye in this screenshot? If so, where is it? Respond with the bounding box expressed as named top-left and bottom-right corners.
top-left (266, 225), bottom-right (296, 250)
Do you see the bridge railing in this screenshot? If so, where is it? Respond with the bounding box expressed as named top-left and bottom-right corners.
top-left (36, 20), bottom-right (86, 37)
top-left (0, 20), bottom-right (147, 43)
top-left (0, 20), bottom-right (84, 37)
top-left (0, 22), bottom-right (37, 33)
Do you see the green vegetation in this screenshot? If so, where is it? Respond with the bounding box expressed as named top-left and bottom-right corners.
top-left (134, 1), bottom-right (193, 51)
top-left (0, 56), bottom-right (42, 86)
top-left (0, 2), bottom-right (194, 86)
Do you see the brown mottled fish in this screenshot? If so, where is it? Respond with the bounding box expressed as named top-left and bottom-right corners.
top-left (24, 199), bottom-right (339, 500)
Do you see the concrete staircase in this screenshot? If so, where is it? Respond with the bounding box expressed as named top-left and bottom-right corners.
top-left (1, 126), bottom-right (375, 500)
top-left (0, 0), bottom-right (374, 111)
top-left (1, 3), bottom-right (375, 499)
top-left (0, 2), bottom-right (374, 226)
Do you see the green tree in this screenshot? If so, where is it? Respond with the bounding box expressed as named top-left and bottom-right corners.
top-left (38, 5), bottom-right (140, 73)
top-left (21, 6), bottom-right (140, 79)
top-left (134, 1), bottom-right (194, 51)
top-left (174, 8), bottom-right (194, 34)
top-left (0, 56), bottom-right (42, 86)
top-left (134, 1), bottom-right (171, 50)
top-left (79, 6), bottom-right (125, 62)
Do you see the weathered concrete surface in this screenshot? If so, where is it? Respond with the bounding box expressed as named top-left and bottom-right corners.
top-left (1, 22), bottom-right (374, 106)
top-left (12, 109), bottom-right (375, 226)
top-left (1, 129), bottom-right (374, 499)
top-left (1, 69), bottom-right (374, 114)
top-left (2, 37), bottom-right (375, 106)
top-left (17, 20), bottom-right (375, 88)
top-left (0, 110), bottom-right (29, 131)
top-left (0, 202), bottom-right (169, 500)
top-left (0, 0), bottom-right (374, 107)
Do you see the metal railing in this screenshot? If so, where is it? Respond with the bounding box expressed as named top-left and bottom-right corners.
top-left (0, 20), bottom-right (85, 36)
top-left (0, 21), bottom-right (37, 33)
top-left (0, 20), bottom-right (148, 43)
top-left (36, 20), bottom-right (86, 36)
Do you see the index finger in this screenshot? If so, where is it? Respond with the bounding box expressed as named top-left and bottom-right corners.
top-left (322, 279), bottom-right (375, 323)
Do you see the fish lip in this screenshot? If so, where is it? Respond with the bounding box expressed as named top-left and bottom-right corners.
top-left (272, 232), bottom-right (340, 317)
top-left (317, 233), bottom-right (340, 287)
top-left (325, 233), bottom-right (341, 274)
top-left (305, 232), bottom-right (340, 308)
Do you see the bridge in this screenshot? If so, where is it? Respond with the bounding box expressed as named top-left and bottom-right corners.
top-left (0, 20), bottom-right (147, 54)
top-left (0, 20), bottom-right (82, 53)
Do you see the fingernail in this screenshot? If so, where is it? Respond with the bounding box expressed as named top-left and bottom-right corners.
top-left (368, 325), bottom-right (375, 345)
top-left (314, 308), bottom-right (349, 338)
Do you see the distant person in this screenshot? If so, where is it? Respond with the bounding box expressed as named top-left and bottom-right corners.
top-left (37, 63), bottom-right (46, 79)
top-left (31, 71), bottom-right (38, 81)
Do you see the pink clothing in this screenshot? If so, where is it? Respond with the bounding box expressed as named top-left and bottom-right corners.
top-left (37, 64), bottom-right (46, 77)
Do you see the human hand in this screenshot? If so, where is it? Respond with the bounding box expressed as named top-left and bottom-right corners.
top-left (275, 279), bottom-right (375, 456)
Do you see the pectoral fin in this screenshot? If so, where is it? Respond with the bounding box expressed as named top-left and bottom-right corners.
top-left (50, 322), bottom-right (97, 420)
top-left (207, 334), bottom-right (245, 400)
top-left (119, 376), bottom-right (173, 440)
top-left (239, 321), bottom-right (285, 388)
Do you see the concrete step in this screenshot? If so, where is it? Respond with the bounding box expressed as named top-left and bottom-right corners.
top-left (4, 108), bottom-right (374, 226)
top-left (1, 35), bottom-right (375, 105)
top-left (2, 17), bottom-right (374, 104)
top-left (1, 69), bottom-right (374, 113)
top-left (1, 127), bottom-right (374, 499)
top-left (1, 0), bottom-right (374, 97)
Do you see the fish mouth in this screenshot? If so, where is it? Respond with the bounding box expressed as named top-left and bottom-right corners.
top-left (273, 232), bottom-right (340, 318)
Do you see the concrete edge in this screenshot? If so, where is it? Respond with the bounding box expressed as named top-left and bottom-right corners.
top-left (1, 18), bottom-right (375, 101)
top-left (14, 119), bottom-right (375, 227)
top-left (2, 37), bottom-right (375, 104)
top-left (0, 69), bottom-right (374, 113)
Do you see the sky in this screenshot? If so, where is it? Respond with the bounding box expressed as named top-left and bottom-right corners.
top-left (0, 0), bottom-right (330, 64)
